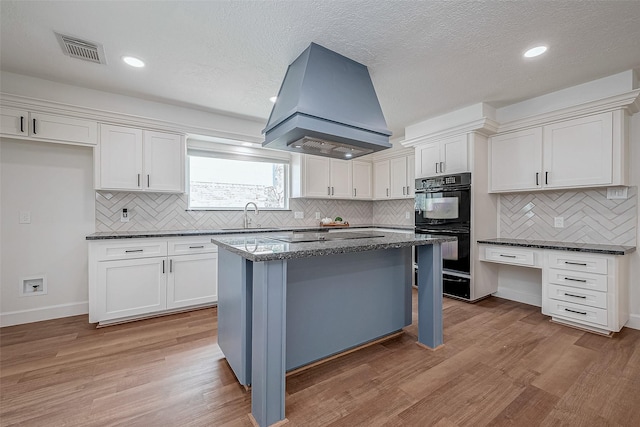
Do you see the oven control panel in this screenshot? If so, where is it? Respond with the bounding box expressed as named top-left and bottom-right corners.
top-left (415, 172), bottom-right (471, 191)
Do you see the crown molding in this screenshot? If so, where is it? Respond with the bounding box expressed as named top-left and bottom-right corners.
top-left (401, 117), bottom-right (500, 147)
top-left (496, 89), bottom-right (640, 134)
top-left (0, 93), bottom-right (263, 143)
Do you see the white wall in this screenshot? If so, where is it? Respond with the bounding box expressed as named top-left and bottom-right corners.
top-left (628, 112), bottom-right (640, 328)
top-left (0, 139), bottom-right (95, 326)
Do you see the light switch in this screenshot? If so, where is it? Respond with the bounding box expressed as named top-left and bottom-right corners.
top-left (19, 211), bottom-right (31, 224)
top-left (294, 211), bottom-right (304, 219)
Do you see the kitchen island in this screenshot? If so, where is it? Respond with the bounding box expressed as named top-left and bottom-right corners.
top-left (211, 230), bottom-right (454, 427)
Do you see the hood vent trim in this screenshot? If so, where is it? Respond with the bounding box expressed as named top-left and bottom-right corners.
top-left (262, 43), bottom-right (392, 160)
top-left (55, 32), bottom-right (106, 64)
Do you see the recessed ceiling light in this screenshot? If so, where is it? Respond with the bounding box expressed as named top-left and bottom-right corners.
top-left (269, 96), bottom-right (277, 103)
top-left (122, 56), bottom-right (145, 67)
top-left (345, 153), bottom-right (353, 158)
top-left (523, 46), bottom-right (548, 58)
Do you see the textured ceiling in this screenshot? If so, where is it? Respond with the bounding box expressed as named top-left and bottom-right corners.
top-left (1, 1), bottom-right (640, 138)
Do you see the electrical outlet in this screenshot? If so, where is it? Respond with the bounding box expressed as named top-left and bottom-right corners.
top-left (315, 212), bottom-right (321, 220)
top-left (554, 217), bottom-right (564, 228)
top-left (607, 187), bottom-right (628, 200)
top-left (121, 208), bottom-right (129, 223)
top-left (405, 211), bottom-right (411, 219)
top-left (19, 211), bottom-right (31, 224)
top-left (294, 211), bottom-right (304, 219)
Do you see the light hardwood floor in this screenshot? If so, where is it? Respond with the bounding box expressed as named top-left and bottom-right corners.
top-left (1, 292), bottom-right (639, 426)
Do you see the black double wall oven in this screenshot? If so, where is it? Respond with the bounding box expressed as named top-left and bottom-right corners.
top-left (415, 172), bottom-right (472, 300)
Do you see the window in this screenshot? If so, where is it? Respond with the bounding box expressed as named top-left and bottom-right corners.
top-left (188, 146), bottom-right (288, 210)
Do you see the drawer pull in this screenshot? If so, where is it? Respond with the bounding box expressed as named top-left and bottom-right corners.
top-left (564, 308), bottom-right (587, 316)
top-left (564, 293), bottom-right (587, 299)
top-left (565, 261), bottom-right (587, 266)
top-left (564, 277), bottom-right (587, 283)
top-left (189, 245), bottom-right (205, 249)
top-left (499, 254), bottom-right (517, 258)
top-left (125, 249), bottom-right (144, 253)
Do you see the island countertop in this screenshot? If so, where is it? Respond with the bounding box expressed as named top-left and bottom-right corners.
top-left (210, 230), bottom-right (455, 262)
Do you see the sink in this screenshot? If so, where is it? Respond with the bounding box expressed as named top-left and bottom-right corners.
top-left (266, 231), bottom-right (384, 243)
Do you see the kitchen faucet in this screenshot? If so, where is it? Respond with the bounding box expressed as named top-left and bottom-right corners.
top-left (243, 202), bottom-right (259, 229)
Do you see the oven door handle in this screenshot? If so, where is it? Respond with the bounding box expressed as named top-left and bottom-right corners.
top-left (417, 229), bottom-right (469, 234)
top-left (443, 276), bottom-right (467, 283)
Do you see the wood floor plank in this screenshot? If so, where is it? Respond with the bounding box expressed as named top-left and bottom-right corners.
top-left (2, 292), bottom-right (639, 427)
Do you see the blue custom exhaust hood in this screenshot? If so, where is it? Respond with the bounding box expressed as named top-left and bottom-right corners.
top-left (262, 43), bottom-right (392, 159)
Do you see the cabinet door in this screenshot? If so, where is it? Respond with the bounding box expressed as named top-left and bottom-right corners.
top-left (373, 160), bottom-right (390, 199)
top-left (30, 112), bottom-right (98, 145)
top-left (0, 107), bottom-right (28, 136)
top-left (352, 160), bottom-right (372, 199)
top-left (143, 131), bottom-right (184, 192)
top-left (489, 128), bottom-right (542, 192)
top-left (303, 156), bottom-right (331, 197)
top-left (97, 257), bottom-right (166, 321)
top-left (329, 159), bottom-right (352, 198)
top-left (167, 253), bottom-right (218, 309)
top-left (406, 155), bottom-right (415, 197)
top-left (441, 135), bottom-right (468, 174)
top-left (99, 124), bottom-right (143, 190)
top-left (390, 157), bottom-right (409, 198)
top-left (543, 112), bottom-right (613, 189)
top-left (416, 143), bottom-right (440, 178)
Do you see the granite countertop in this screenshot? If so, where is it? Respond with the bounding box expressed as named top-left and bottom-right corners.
top-left (477, 238), bottom-right (635, 256)
top-left (211, 230), bottom-right (455, 262)
top-left (85, 224), bottom-right (414, 240)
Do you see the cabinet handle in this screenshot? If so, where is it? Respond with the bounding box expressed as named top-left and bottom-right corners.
top-left (564, 308), bottom-right (587, 316)
top-left (331, 186), bottom-right (334, 195)
top-left (328, 186), bottom-right (331, 196)
top-left (545, 171), bottom-right (549, 185)
top-left (147, 174), bottom-right (150, 187)
top-left (137, 174), bottom-right (141, 187)
top-left (353, 188), bottom-right (356, 197)
top-left (386, 188), bottom-right (389, 197)
top-left (20, 116), bottom-right (24, 133)
top-left (407, 186), bottom-right (411, 195)
top-left (125, 249), bottom-right (143, 253)
top-left (565, 261), bottom-right (587, 266)
top-left (32, 118), bottom-right (37, 134)
top-left (403, 186), bottom-right (406, 195)
top-left (435, 162), bottom-right (439, 174)
top-left (440, 161), bottom-right (444, 173)
top-left (499, 254), bottom-right (517, 258)
top-left (162, 259), bottom-right (165, 274)
top-left (170, 259), bottom-right (173, 273)
top-left (189, 245), bottom-right (205, 249)
top-left (536, 172), bottom-right (539, 186)
top-left (564, 277), bottom-right (587, 283)
top-left (564, 293), bottom-right (587, 299)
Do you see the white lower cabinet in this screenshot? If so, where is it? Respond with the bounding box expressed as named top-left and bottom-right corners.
top-left (479, 244), bottom-right (629, 334)
top-left (89, 237), bottom-right (218, 325)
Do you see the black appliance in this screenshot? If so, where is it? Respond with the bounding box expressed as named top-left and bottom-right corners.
top-left (414, 172), bottom-right (472, 300)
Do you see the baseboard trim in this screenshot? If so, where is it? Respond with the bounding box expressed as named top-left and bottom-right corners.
top-left (626, 314), bottom-right (640, 331)
top-left (0, 301), bottom-right (88, 327)
top-left (493, 288), bottom-right (542, 308)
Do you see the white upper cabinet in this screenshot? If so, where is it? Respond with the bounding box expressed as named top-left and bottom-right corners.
top-left (490, 127), bottom-right (543, 192)
top-left (0, 107), bottom-right (97, 146)
top-left (291, 154), bottom-right (353, 199)
top-left (489, 111), bottom-right (624, 193)
top-left (374, 154), bottom-right (414, 199)
top-left (97, 124), bottom-right (184, 193)
top-left (352, 160), bottom-right (372, 199)
top-left (415, 134), bottom-right (468, 178)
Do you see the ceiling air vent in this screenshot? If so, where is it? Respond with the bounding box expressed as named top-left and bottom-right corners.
top-left (55, 32), bottom-right (106, 64)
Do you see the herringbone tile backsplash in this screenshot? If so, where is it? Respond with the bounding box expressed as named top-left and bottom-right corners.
top-left (95, 192), bottom-right (413, 232)
top-left (499, 187), bottom-right (637, 246)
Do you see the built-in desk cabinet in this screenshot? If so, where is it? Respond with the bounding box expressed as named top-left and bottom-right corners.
top-left (479, 244), bottom-right (629, 334)
top-left (1, 106), bottom-right (98, 146)
top-left (88, 236), bottom-right (218, 325)
top-left (489, 111), bottom-right (627, 192)
top-left (95, 124), bottom-right (185, 193)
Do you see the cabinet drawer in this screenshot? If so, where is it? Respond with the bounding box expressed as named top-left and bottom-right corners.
top-left (484, 246), bottom-right (538, 267)
top-left (547, 284), bottom-right (607, 309)
top-left (95, 241), bottom-right (168, 260)
top-left (168, 238), bottom-right (218, 255)
top-left (547, 252), bottom-right (607, 274)
top-left (545, 299), bottom-right (608, 327)
top-left (546, 268), bottom-right (608, 292)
